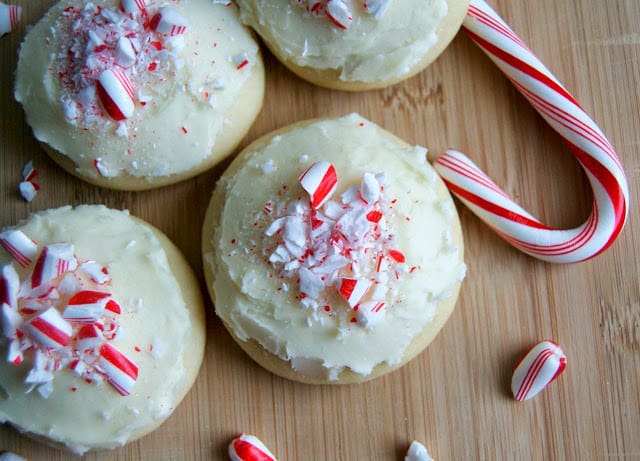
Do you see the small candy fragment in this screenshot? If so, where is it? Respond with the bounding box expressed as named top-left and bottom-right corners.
top-left (0, 229), bottom-right (38, 267)
top-left (228, 434), bottom-right (277, 461)
top-left (63, 291), bottom-right (111, 324)
top-left (325, 0), bottom-right (352, 30)
top-left (298, 161), bottom-right (338, 209)
top-left (116, 36), bottom-right (136, 67)
top-left (75, 324), bottom-right (104, 350)
top-left (404, 440), bottom-right (434, 461)
top-left (337, 277), bottom-right (371, 308)
top-left (150, 7), bottom-right (189, 36)
top-left (511, 340), bottom-right (567, 401)
top-left (0, 3), bottom-right (20, 37)
top-left (120, 0), bottom-right (146, 14)
top-left (6, 338), bottom-right (23, 365)
top-left (96, 68), bottom-right (135, 121)
top-left (1, 302), bottom-right (22, 338)
top-left (98, 343), bottom-right (138, 396)
top-left (18, 180), bottom-right (38, 202)
top-left (360, 172), bottom-right (380, 204)
top-left (31, 243), bottom-right (78, 288)
top-left (364, 0), bottom-right (393, 19)
top-left (79, 261), bottom-right (109, 284)
top-left (0, 264), bottom-right (19, 307)
top-left (21, 160), bottom-right (36, 182)
top-left (25, 307), bottom-right (73, 349)
top-left (355, 300), bottom-right (385, 328)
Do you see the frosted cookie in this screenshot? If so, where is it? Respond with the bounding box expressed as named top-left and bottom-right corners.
top-left (15, 0), bottom-right (264, 190)
top-left (203, 114), bottom-right (466, 384)
top-left (235, 0), bottom-right (469, 91)
top-left (0, 205), bottom-right (206, 454)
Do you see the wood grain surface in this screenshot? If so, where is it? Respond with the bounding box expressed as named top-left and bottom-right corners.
top-left (1, 0), bottom-right (639, 459)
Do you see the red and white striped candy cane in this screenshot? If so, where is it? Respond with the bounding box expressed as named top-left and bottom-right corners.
top-left (433, 0), bottom-right (629, 263)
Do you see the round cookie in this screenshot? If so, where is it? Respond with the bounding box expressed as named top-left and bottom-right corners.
top-left (203, 114), bottom-right (466, 384)
top-left (15, 0), bottom-right (264, 190)
top-left (236, 0), bottom-right (469, 91)
top-left (0, 205), bottom-right (206, 454)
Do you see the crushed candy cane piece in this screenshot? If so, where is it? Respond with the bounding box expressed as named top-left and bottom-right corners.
top-left (0, 264), bottom-right (19, 307)
top-left (116, 36), bottom-right (137, 67)
top-left (0, 229), bottom-right (38, 267)
top-left (120, 0), bottom-right (146, 14)
top-left (0, 3), bottom-right (20, 37)
top-left (31, 243), bottom-right (78, 288)
top-left (404, 440), bottom-right (434, 461)
top-left (511, 340), bottom-right (567, 401)
top-left (355, 300), bottom-right (385, 328)
top-left (24, 307), bottom-right (73, 349)
top-left (97, 69), bottom-right (135, 121)
top-left (364, 0), bottom-right (393, 19)
top-left (337, 277), bottom-right (371, 307)
top-left (298, 161), bottom-right (338, 209)
top-left (0, 231), bottom-right (137, 397)
top-left (98, 343), bottom-right (139, 396)
top-left (228, 434), bottom-right (277, 461)
top-left (21, 160), bottom-right (36, 182)
top-left (18, 181), bottom-right (38, 202)
top-left (325, 0), bottom-right (352, 29)
top-left (150, 7), bottom-right (189, 36)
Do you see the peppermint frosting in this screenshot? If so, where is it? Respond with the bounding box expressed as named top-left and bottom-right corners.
top-left (0, 206), bottom-right (198, 454)
top-left (205, 114), bottom-right (466, 380)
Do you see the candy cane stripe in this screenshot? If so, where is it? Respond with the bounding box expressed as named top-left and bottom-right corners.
top-left (434, 0), bottom-right (629, 263)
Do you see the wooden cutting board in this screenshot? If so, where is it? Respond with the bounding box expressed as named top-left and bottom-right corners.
top-left (1, 0), bottom-right (639, 459)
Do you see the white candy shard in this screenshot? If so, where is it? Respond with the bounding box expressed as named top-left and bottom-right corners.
top-left (0, 264), bottom-right (20, 308)
top-left (228, 434), bottom-right (277, 461)
top-left (325, 0), bottom-right (352, 29)
top-left (116, 36), bottom-right (137, 67)
top-left (405, 440), bottom-right (434, 461)
top-left (511, 340), bottom-right (567, 401)
top-left (18, 181), bottom-right (38, 202)
top-left (355, 300), bottom-right (385, 328)
top-left (120, 0), bottom-right (146, 14)
top-left (364, 0), bottom-right (393, 19)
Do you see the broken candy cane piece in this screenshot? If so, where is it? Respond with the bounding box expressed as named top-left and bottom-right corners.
top-left (21, 160), bottom-right (36, 182)
top-left (364, 0), bottom-right (393, 19)
top-left (63, 290), bottom-right (111, 324)
top-left (511, 340), bottom-right (566, 401)
top-left (150, 7), bottom-right (189, 36)
top-left (355, 300), bottom-right (385, 328)
top-left (1, 302), bottom-right (22, 338)
top-left (6, 339), bottom-right (23, 365)
top-left (228, 434), bottom-right (277, 461)
top-left (31, 243), bottom-right (78, 288)
top-left (79, 261), bottom-right (110, 284)
top-left (116, 36), bottom-right (136, 67)
top-left (98, 342), bottom-right (138, 396)
top-left (325, 0), bottom-right (352, 30)
top-left (360, 172), bottom-right (380, 204)
top-left (75, 324), bottom-right (104, 350)
top-left (96, 68), bottom-right (135, 121)
top-left (0, 3), bottom-right (20, 36)
top-left (18, 181), bottom-right (38, 202)
top-left (404, 440), bottom-right (434, 461)
top-left (0, 229), bottom-right (38, 267)
top-left (337, 277), bottom-right (371, 308)
top-left (298, 161), bottom-right (338, 209)
top-left (120, 0), bottom-right (146, 14)
top-left (0, 264), bottom-right (19, 307)
top-left (24, 307), bottom-right (73, 349)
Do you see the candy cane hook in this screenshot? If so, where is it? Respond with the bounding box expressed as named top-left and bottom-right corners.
top-left (434, 0), bottom-right (629, 263)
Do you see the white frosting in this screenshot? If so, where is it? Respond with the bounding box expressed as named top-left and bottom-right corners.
top-left (236, 0), bottom-right (448, 82)
top-left (205, 114), bottom-right (466, 380)
top-left (14, 0), bottom-right (261, 180)
top-left (0, 206), bottom-right (194, 454)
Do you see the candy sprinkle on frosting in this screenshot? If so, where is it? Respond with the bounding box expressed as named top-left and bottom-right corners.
top-left (0, 229), bottom-right (138, 397)
top-left (257, 161), bottom-right (413, 328)
top-left (292, 0), bottom-right (393, 28)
